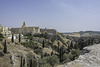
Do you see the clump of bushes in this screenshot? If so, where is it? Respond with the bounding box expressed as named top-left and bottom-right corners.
top-left (62, 49), bottom-right (82, 63)
top-left (39, 55), bottom-right (59, 67)
top-left (21, 41), bottom-right (35, 48)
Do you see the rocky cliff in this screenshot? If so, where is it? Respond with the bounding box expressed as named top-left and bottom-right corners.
top-left (65, 44), bottom-right (100, 67)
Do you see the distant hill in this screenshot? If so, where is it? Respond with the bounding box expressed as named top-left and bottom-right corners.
top-left (79, 31), bottom-right (100, 34)
top-left (63, 31), bottom-right (100, 37)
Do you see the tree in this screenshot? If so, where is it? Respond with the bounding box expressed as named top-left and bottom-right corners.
top-left (12, 34), bottom-right (14, 43)
top-left (24, 56), bottom-right (27, 67)
top-left (29, 55), bottom-right (38, 67)
top-left (74, 41), bottom-right (78, 49)
top-left (19, 34), bottom-right (21, 43)
top-left (20, 56), bottom-right (23, 67)
top-left (70, 41), bottom-right (73, 49)
top-left (59, 45), bottom-right (65, 62)
top-left (20, 56), bottom-right (27, 67)
top-left (59, 47), bottom-right (63, 62)
top-left (42, 39), bottom-right (45, 48)
top-left (3, 39), bottom-right (7, 53)
top-left (30, 56), bottom-right (33, 67)
top-left (67, 44), bottom-right (70, 52)
top-left (58, 41), bottom-right (60, 52)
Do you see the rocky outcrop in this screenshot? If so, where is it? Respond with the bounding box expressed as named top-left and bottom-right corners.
top-left (65, 44), bottom-right (100, 67)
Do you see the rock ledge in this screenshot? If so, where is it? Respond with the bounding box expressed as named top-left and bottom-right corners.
top-left (65, 44), bottom-right (100, 67)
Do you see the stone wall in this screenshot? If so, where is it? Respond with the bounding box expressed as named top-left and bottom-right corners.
top-left (11, 28), bottom-right (22, 34)
top-left (11, 27), bottom-right (40, 35)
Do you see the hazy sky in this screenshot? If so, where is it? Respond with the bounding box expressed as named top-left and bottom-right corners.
top-left (0, 0), bottom-right (100, 32)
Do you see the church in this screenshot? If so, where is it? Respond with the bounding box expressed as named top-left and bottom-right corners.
top-left (11, 22), bottom-right (40, 35)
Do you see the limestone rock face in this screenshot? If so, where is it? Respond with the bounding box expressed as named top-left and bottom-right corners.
top-left (65, 44), bottom-right (100, 67)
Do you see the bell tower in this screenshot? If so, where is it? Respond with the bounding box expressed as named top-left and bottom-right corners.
top-left (22, 21), bottom-right (26, 28)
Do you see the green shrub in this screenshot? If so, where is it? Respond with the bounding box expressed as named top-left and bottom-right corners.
top-left (21, 41), bottom-right (34, 48)
top-left (62, 53), bottom-right (71, 62)
top-left (43, 64), bottom-right (51, 67)
top-left (47, 55), bottom-right (59, 67)
top-left (71, 49), bottom-right (82, 59)
top-left (39, 55), bottom-right (59, 67)
top-left (34, 48), bottom-right (42, 55)
top-left (39, 57), bottom-right (48, 67)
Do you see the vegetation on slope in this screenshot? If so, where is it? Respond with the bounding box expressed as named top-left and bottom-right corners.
top-left (19, 33), bottom-right (100, 67)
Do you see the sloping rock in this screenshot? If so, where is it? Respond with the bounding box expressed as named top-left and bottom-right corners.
top-left (65, 44), bottom-right (100, 67)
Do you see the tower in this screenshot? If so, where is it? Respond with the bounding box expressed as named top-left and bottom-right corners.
top-left (22, 21), bottom-right (26, 28)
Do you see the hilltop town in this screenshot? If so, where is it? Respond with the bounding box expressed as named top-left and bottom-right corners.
top-left (0, 22), bottom-right (57, 41)
top-left (0, 22), bottom-right (100, 67)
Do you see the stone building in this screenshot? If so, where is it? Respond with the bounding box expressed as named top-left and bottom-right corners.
top-left (11, 22), bottom-right (58, 37)
top-left (1, 27), bottom-right (11, 37)
top-left (40, 28), bottom-right (57, 40)
top-left (40, 28), bottom-right (57, 35)
top-left (11, 22), bottom-right (40, 35)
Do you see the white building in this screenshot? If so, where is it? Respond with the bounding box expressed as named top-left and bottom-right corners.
top-left (1, 27), bottom-right (11, 37)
